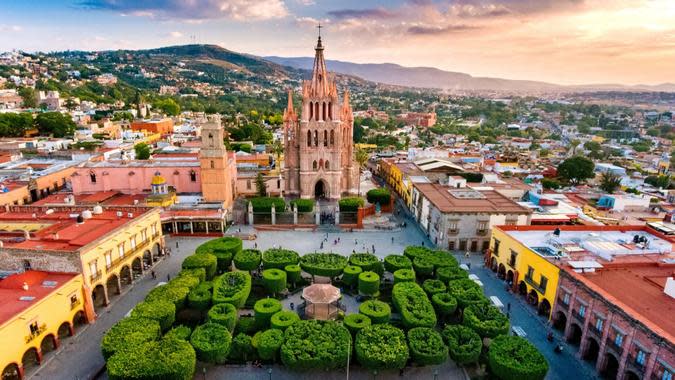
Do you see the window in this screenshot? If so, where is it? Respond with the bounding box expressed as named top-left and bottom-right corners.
top-left (493, 239), bottom-right (500, 256)
top-left (70, 294), bottom-right (79, 307)
top-left (277, 179), bottom-right (280, 189)
top-left (314, 130), bottom-right (318, 146)
top-left (505, 217), bottom-right (517, 226)
top-left (526, 266), bottom-right (534, 280)
top-left (141, 229), bottom-right (147, 242)
top-left (190, 170), bottom-right (197, 182)
top-left (448, 241), bottom-right (455, 250)
top-left (29, 321), bottom-right (40, 335)
top-left (151, 223), bottom-right (157, 235)
top-left (595, 318), bottom-right (604, 332)
top-left (130, 236), bottom-right (136, 249)
top-left (208, 133), bottom-right (214, 147)
top-left (23, 260), bottom-right (31, 271)
top-left (246, 179), bottom-right (251, 190)
top-left (636, 350), bottom-right (647, 366)
top-left (330, 130), bottom-right (334, 145)
top-left (323, 130), bottom-right (328, 147)
top-left (322, 102), bottom-right (326, 121)
top-left (578, 305), bottom-right (586, 317)
top-left (90, 172), bottom-right (97, 183)
top-left (448, 221), bottom-right (458, 234)
top-left (307, 130), bottom-right (312, 147)
top-left (309, 102), bottom-right (313, 120)
top-left (509, 250), bottom-right (517, 267)
top-left (105, 251), bottom-right (112, 268)
top-left (313, 161), bottom-right (318, 170)
top-left (614, 333), bottom-right (623, 347)
top-left (662, 369), bottom-right (672, 380)
top-left (539, 276), bottom-right (548, 292)
top-left (563, 293), bottom-right (570, 305)
top-left (328, 102), bottom-right (332, 120)
top-left (325, 161), bottom-right (329, 170)
top-left (117, 243), bottom-right (125, 258)
top-left (210, 160), bottom-right (215, 169)
top-left (88, 260), bottom-right (98, 276)
top-left (315, 103), bottom-right (319, 121)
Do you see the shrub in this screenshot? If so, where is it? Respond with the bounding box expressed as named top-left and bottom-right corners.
top-left (413, 256), bottom-right (435, 277)
top-left (107, 337), bottom-right (195, 380)
top-left (280, 320), bottom-right (351, 370)
top-left (391, 282), bottom-right (437, 328)
top-left (170, 272), bottom-right (201, 291)
top-left (190, 323), bottom-right (232, 363)
top-left (229, 333), bottom-right (255, 362)
top-left (355, 324), bottom-right (409, 370)
top-left (359, 300), bottom-right (391, 324)
top-left (289, 198), bottom-right (315, 212)
top-left (101, 317), bottom-right (161, 360)
top-left (235, 316), bottom-right (257, 335)
top-left (270, 310), bottom-right (300, 331)
top-left (212, 271), bottom-right (252, 308)
top-left (404, 246), bottom-right (458, 270)
top-left (177, 268), bottom-right (206, 283)
top-left (489, 335), bottom-right (549, 380)
top-left (131, 300), bottom-right (176, 332)
top-left (165, 325), bottom-right (192, 341)
top-left (407, 327), bottom-right (448, 366)
top-left (366, 187), bottom-right (391, 205)
top-left (437, 265), bottom-right (468, 283)
top-left (448, 279), bottom-right (487, 308)
top-left (422, 279), bottom-right (447, 296)
top-left (384, 254), bottom-right (412, 273)
top-left (254, 298), bottom-right (283, 329)
top-left (338, 197), bottom-right (364, 212)
top-left (441, 325), bottom-right (481, 365)
top-left (393, 268), bottom-right (416, 284)
top-left (207, 303), bottom-right (238, 331)
top-left (250, 197), bottom-right (286, 212)
top-left (187, 287), bottom-right (211, 311)
top-left (262, 248), bottom-right (300, 269)
top-left (262, 268), bottom-right (287, 295)
top-left (234, 249), bottom-right (262, 272)
top-left (463, 303), bottom-right (510, 338)
top-left (284, 264), bottom-right (302, 286)
top-left (196, 237), bottom-right (242, 272)
top-left (358, 271), bottom-right (380, 297)
top-left (432, 293), bottom-right (458, 316)
top-left (349, 253), bottom-right (381, 272)
top-left (300, 253), bottom-right (348, 278)
top-left (182, 253), bottom-right (217, 280)
top-left (146, 284), bottom-right (190, 310)
top-left (344, 313), bottom-right (371, 335)
top-left (342, 265), bottom-right (362, 287)
top-left (257, 329), bottom-right (284, 361)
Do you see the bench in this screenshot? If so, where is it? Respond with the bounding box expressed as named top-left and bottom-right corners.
top-left (512, 326), bottom-right (527, 337)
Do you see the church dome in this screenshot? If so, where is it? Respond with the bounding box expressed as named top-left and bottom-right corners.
top-left (151, 172), bottom-right (166, 185)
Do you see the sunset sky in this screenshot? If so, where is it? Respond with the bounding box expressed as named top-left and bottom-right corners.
top-left (0, 0), bottom-right (673, 85)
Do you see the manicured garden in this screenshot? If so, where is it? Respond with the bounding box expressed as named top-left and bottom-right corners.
top-left (102, 240), bottom-right (548, 379)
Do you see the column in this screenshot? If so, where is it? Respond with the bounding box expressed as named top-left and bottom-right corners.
top-left (248, 202), bottom-right (254, 225)
top-left (315, 209), bottom-right (320, 225)
top-left (173, 221), bottom-right (178, 233)
top-left (335, 205), bottom-right (340, 225)
top-left (103, 284), bottom-right (110, 306)
top-left (293, 204), bottom-right (298, 225)
top-left (115, 276), bottom-right (122, 295)
top-left (271, 204), bottom-right (276, 225)
top-left (205, 221), bottom-right (209, 234)
top-left (221, 221), bottom-right (225, 236)
top-left (190, 221), bottom-right (194, 234)
top-left (596, 311), bottom-right (614, 372)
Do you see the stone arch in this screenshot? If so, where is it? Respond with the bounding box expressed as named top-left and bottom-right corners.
top-left (153, 242), bottom-right (162, 257)
top-left (528, 289), bottom-right (539, 307)
top-left (120, 265), bottom-right (133, 286)
top-left (325, 160), bottom-right (330, 170)
top-left (40, 334), bottom-right (57, 356)
top-left (538, 298), bottom-right (551, 317)
top-left (601, 352), bottom-right (620, 379)
top-left (330, 130), bottom-right (335, 145)
top-left (328, 102), bottom-right (332, 120)
top-left (552, 310), bottom-right (567, 331)
top-left (106, 274), bottom-right (120, 298)
top-left (131, 256), bottom-right (143, 277)
top-left (498, 264), bottom-right (506, 279)
top-left (57, 322), bottom-right (72, 339)
top-left (21, 347), bottom-right (40, 373)
top-left (92, 284), bottom-right (107, 310)
top-left (322, 102), bottom-right (326, 121)
top-left (567, 323), bottom-right (583, 345)
top-left (1, 363), bottom-right (20, 380)
top-left (490, 257), bottom-right (498, 272)
top-left (506, 270), bottom-right (514, 284)
top-left (314, 179), bottom-right (328, 199)
top-left (72, 310), bottom-right (87, 331)
top-left (307, 130), bottom-right (312, 147)
top-left (323, 130), bottom-right (328, 146)
top-left (143, 250), bottom-right (153, 266)
top-left (309, 101), bottom-right (313, 120)
top-left (518, 281), bottom-right (527, 296)
top-left (583, 336), bottom-right (600, 365)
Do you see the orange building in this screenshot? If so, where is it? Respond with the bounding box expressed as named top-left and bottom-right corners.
top-left (199, 118), bottom-right (237, 209)
top-left (130, 118), bottom-right (174, 135)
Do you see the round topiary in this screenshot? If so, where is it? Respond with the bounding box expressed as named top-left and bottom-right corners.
top-left (407, 327), bottom-right (448, 366)
top-left (270, 310), bottom-right (300, 331)
top-left (344, 313), bottom-right (372, 335)
top-left (441, 324), bottom-right (481, 365)
top-left (262, 248), bottom-right (300, 269)
top-left (300, 253), bottom-right (348, 278)
top-left (366, 187), bottom-right (391, 205)
top-left (437, 265), bottom-right (468, 283)
top-left (257, 329), bottom-right (285, 361)
top-left (254, 298), bottom-right (283, 329)
top-left (463, 303), bottom-right (510, 338)
top-left (207, 303), bottom-right (238, 331)
top-left (488, 335), bottom-right (549, 380)
top-left (384, 254), bottom-right (412, 273)
top-left (101, 317), bottom-right (161, 360)
top-left (187, 287), bottom-right (211, 311)
top-left (262, 268), bottom-right (287, 296)
top-left (358, 271), bottom-right (380, 297)
top-left (170, 272), bottom-right (201, 291)
top-left (284, 264), bottom-right (302, 287)
top-left (131, 300), bottom-right (176, 332)
top-left (229, 333), bottom-right (255, 362)
top-left (422, 279), bottom-right (447, 296)
top-left (212, 271), bottom-right (252, 308)
top-left (391, 282), bottom-right (437, 329)
top-left (403, 246), bottom-right (432, 261)
top-left (432, 292), bottom-right (458, 316)
top-left (146, 284), bottom-right (190, 310)
top-left (349, 253), bottom-right (381, 272)
top-left (182, 253), bottom-right (217, 280)
top-left (355, 324), bottom-right (409, 370)
top-left (164, 325), bottom-right (192, 341)
top-left (190, 323), bottom-right (232, 364)
top-left (235, 316), bottom-right (257, 336)
top-left (358, 300), bottom-right (391, 324)
top-left (196, 237), bottom-right (242, 272)
top-left (234, 249), bottom-right (262, 272)
top-left (107, 337), bottom-right (195, 380)
top-left (178, 268), bottom-right (206, 283)
top-left (342, 265), bottom-right (362, 287)
top-left (280, 320), bottom-right (352, 371)
top-left (413, 256), bottom-right (434, 277)
top-left (393, 268), bottom-right (416, 284)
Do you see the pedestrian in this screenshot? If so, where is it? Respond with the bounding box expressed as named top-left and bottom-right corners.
top-left (372, 244), bottom-right (375, 254)
top-left (507, 302), bottom-right (511, 312)
top-left (422, 241), bottom-right (425, 247)
top-left (467, 262), bottom-right (471, 270)
top-left (254, 242), bottom-right (258, 249)
top-left (151, 270), bottom-right (156, 279)
top-left (320, 242), bottom-right (324, 249)
top-left (391, 236), bottom-right (394, 244)
top-left (338, 237), bottom-right (340, 243)
top-left (167, 274), bottom-right (171, 282)
top-left (175, 241), bottom-right (179, 249)
top-left (355, 239), bottom-right (358, 245)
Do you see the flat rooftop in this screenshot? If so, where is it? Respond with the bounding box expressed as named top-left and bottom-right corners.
top-left (414, 183), bottom-right (531, 214)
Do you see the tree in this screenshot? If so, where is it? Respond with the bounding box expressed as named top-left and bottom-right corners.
top-left (134, 143), bottom-right (151, 160)
top-left (557, 156), bottom-right (595, 185)
top-left (271, 139), bottom-right (283, 169)
top-left (354, 148), bottom-right (369, 196)
top-left (35, 112), bottom-right (76, 137)
top-left (599, 171), bottom-right (622, 193)
top-left (255, 173), bottom-right (267, 197)
top-left (153, 98), bottom-right (181, 116)
top-left (569, 139), bottom-right (581, 155)
top-left (18, 87), bottom-right (36, 108)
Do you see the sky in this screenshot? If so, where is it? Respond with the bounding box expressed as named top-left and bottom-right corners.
top-left (0, 0), bottom-right (673, 86)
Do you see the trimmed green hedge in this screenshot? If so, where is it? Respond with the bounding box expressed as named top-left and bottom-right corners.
top-left (270, 310), bottom-right (300, 331)
top-left (229, 333), bottom-right (255, 362)
top-left (366, 187), bottom-right (391, 205)
top-left (413, 256), bottom-right (434, 277)
top-left (407, 327), bottom-right (448, 366)
top-left (300, 253), bottom-right (348, 278)
top-left (358, 271), bottom-right (380, 297)
top-left (254, 298), bottom-right (283, 329)
top-left (489, 335), bottom-right (549, 380)
top-left (187, 287), bottom-right (211, 311)
top-left (131, 300), bottom-right (176, 332)
top-left (338, 197), bottom-right (364, 212)
top-left (257, 329), bottom-right (284, 361)
top-left (262, 268), bottom-right (287, 295)
top-left (393, 268), bottom-right (416, 284)
top-left (146, 284), bottom-right (190, 310)
top-left (392, 282), bottom-right (437, 328)
top-left (359, 300), bottom-right (391, 324)
top-left (234, 249), bottom-right (262, 272)
top-left (250, 197), bottom-right (286, 212)
top-left (182, 253), bottom-right (217, 280)
top-left (448, 279), bottom-right (487, 308)
top-left (437, 265), bottom-right (468, 282)
top-left (196, 237), bottom-right (242, 272)
top-left (262, 248), bottom-right (300, 269)
top-left (285, 264), bottom-right (302, 286)
top-left (107, 337), bottom-right (195, 380)
top-left (190, 323), bottom-right (232, 364)
top-left (289, 198), bottom-right (315, 212)
top-left (212, 271), bottom-right (252, 308)
top-left (342, 265), bottom-right (363, 287)
top-left (384, 254), bottom-right (412, 273)
top-left (463, 303), bottom-right (510, 338)
top-left (422, 279), bottom-right (447, 296)
top-left (404, 246), bottom-right (458, 271)
top-left (441, 325), bottom-right (481, 365)
top-left (101, 317), bottom-right (161, 360)
top-left (344, 313), bottom-right (371, 335)
top-left (178, 268), bottom-right (206, 283)
top-left (165, 325), bottom-right (192, 341)
top-left (349, 253), bottom-right (381, 272)
top-left (280, 320), bottom-right (351, 370)
top-left (355, 324), bottom-right (409, 370)
top-left (432, 292), bottom-right (458, 316)
top-left (207, 303), bottom-right (238, 331)
top-left (235, 316), bottom-right (257, 335)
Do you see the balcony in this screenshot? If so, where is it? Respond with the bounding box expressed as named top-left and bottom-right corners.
top-left (606, 340), bottom-right (623, 356)
top-left (557, 295), bottom-right (569, 307)
top-left (587, 325), bottom-right (603, 339)
top-left (90, 269), bottom-right (102, 282)
top-left (476, 229), bottom-right (488, 236)
top-left (106, 240), bottom-right (152, 274)
top-left (572, 309), bottom-right (586, 323)
top-left (524, 275), bottom-right (546, 294)
top-left (626, 354), bottom-right (646, 376)
top-left (508, 258), bottom-right (517, 268)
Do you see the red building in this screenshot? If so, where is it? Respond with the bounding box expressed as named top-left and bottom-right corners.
top-left (130, 118), bottom-right (174, 134)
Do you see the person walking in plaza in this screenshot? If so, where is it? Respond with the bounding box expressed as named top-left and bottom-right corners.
top-left (176, 241), bottom-right (179, 249)
top-left (151, 270), bottom-right (156, 280)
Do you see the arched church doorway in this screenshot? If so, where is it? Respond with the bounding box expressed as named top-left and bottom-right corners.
top-left (314, 180), bottom-right (327, 199)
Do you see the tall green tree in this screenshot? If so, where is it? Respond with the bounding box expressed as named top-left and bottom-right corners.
top-left (558, 156), bottom-right (595, 185)
top-left (271, 139), bottom-right (283, 169)
top-left (255, 173), bottom-right (267, 197)
top-left (35, 112), bottom-right (76, 137)
top-left (0, 113), bottom-right (34, 137)
top-left (18, 87), bottom-right (37, 108)
top-left (599, 171), bottom-right (622, 193)
top-left (134, 143), bottom-right (151, 160)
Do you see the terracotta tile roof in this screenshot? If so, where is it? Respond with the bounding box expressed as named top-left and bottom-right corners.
top-left (413, 183), bottom-right (531, 214)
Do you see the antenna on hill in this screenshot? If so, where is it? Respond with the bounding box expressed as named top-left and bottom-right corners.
top-left (190, 34), bottom-right (197, 44)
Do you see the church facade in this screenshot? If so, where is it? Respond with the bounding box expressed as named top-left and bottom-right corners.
top-left (283, 35), bottom-right (359, 200)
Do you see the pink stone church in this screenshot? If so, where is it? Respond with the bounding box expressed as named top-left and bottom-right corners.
top-left (282, 35), bottom-right (359, 200)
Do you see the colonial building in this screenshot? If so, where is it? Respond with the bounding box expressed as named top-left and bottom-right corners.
top-left (199, 118), bottom-right (237, 209)
top-left (282, 35), bottom-right (358, 200)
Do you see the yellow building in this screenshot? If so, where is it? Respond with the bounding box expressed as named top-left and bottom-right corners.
top-left (0, 271), bottom-right (87, 379)
top-left (378, 158), bottom-right (414, 207)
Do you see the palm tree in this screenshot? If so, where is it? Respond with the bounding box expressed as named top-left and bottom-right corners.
top-left (354, 148), bottom-right (369, 196)
top-left (599, 171), bottom-right (622, 194)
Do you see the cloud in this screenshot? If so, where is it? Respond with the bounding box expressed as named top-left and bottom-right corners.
top-left (0, 25), bottom-right (23, 32)
top-left (169, 31), bottom-right (184, 38)
top-left (78, 0), bottom-right (289, 21)
top-left (327, 8), bottom-right (398, 20)
top-left (407, 24), bottom-right (478, 35)
top-left (447, 0), bottom-right (585, 18)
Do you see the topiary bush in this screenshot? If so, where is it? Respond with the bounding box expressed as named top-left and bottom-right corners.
top-left (300, 253), bottom-right (348, 279)
top-left (422, 279), bottom-right (447, 296)
top-left (262, 248), bottom-right (300, 269)
top-left (338, 197), bottom-right (364, 212)
top-left (441, 324), bottom-right (481, 365)
top-left (207, 303), bottom-right (238, 331)
top-left (359, 300), bottom-right (391, 324)
top-left (343, 313), bottom-right (371, 335)
top-left (391, 282), bottom-right (437, 328)
top-left (212, 271), bottom-right (252, 308)
top-left (448, 279), bottom-right (487, 308)
top-left (432, 292), bottom-right (458, 316)
top-left (270, 310), bottom-right (300, 331)
top-left (187, 287), bottom-right (211, 311)
top-left (229, 333), bottom-right (256, 362)
top-left (101, 317), bottom-right (161, 360)
top-left (407, 327), bottom-right (448, 366)
top-left (107, 337), bottom-right (195, 380)
top-left (177, 268), bottom-right (206, 283)
top-left (182, 253), bottom-right (217, 280)
top-left (146, 284), bottom-right (190, 310)
top-left (235, 316), bottom-right (257, 336)
top-left (250, 197), bottom-right (286, 212)
top-left (262, 268), bottom-right (287, 296)
top-left (284, 264), bottom-right (302, 287)
top-left (190, 323), bottom-right (232, 364)
top-left (355, 324), bottom-right (409, 370)
top-left (413, 256), bottom-right (435, 277)
top-left (393, 268), bottom-right (416, 284)
top-left (488, 335), bottom-right (549, 380)
top-left (349, 253), bottom-right (381, 272)
top-left (366, 187), bottom-right (391, 205)
top-left (358, 271), bottom-right (380, 297)
top-left (234, 249), bottom-right (262, 272)
top-left (254, 298), bottom-right (283, 329)
top-left (437, 265), bottom-right (468, 283)
top-left (196, 237), bottom-right (242, 272)
top-left (280, 320), bottom-right (351, 370)
top-left (165, 325), bottom-right (192, 341)
top-left (131, 300), bottom-right (176, 332)
top-left (342, 265), bottom-right (363, 287)
top-left (257, 329), bottom-right (285, 361)
top-left (384, 254), bottom-right (412, 273)
top-left (404, 246), bottom-right (458, 271)
top-left (463, 303), bottom-right (510, 338)
top-left (289, 198), bottom-right (315, 212)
